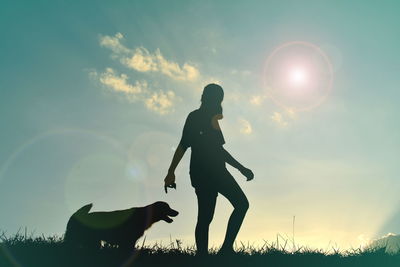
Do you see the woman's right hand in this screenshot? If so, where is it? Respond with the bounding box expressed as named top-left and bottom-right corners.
top-left (164, 171), bottom-right (176, 193)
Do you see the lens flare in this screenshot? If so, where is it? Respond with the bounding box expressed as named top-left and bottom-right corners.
top-left (289, 67), bottom-right (308, 87)
top-left (263, 41), bottom-right (333, 111)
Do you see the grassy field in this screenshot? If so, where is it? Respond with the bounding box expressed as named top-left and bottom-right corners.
top-left (1, 233), bottom-right (399, 267)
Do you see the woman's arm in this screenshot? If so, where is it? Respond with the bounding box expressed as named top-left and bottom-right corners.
top-left (223, 148), bottom-right (244, 170)
top-left (164, 145), bottom-right (187, 192)
top-left (223, 148), bottom-right (254, 181)
top-left (167, 145), bottom-right (186, 174)
top-left (164, 113), bottom-right (192, 193)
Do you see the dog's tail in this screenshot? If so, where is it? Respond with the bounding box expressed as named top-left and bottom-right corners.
top-left (74, 203), bottom-right (93, 217)
top-left (64, 203), bottom-right (93, 245)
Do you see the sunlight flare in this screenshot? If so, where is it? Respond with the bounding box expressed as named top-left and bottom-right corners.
top-left (263, 41), bottom-right (333, 111)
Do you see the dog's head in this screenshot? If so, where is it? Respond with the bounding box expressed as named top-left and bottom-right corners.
top-left (151, 201), bottom-right (179, 223)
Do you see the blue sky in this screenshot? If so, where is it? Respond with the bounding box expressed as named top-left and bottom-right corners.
top-left (1, 0), bottom-right (400, 249)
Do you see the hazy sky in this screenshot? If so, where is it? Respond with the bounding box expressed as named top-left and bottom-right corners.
top-left (1, 0), bottom-right (400, 249)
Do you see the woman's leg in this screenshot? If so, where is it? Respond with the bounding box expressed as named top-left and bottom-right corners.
top-left (195, 187), bottom-right (217, 255)
top-left (218, 172), bottom-right (249, 252)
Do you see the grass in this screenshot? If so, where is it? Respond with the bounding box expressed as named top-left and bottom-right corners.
top-left (1, 231), bottom-right (399, 267)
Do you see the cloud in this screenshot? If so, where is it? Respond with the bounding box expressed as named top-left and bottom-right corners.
top-left (123, 48), bottom-right (200, 81)
top-left (270, 111), bottom-right (288, 127)
top-left (97, 68), bottom-right (146, 96)
top-left (231, 69), bottom-right (251, 77)
top-left (145, 91), bottom-right (176, 115)
top-left (99, 33), bottom-right (200, 81)
top-left (94, 32), bottom-right (200, 114)
top-left (367, 233), bottom-right (400, 254)
top-left (121, 47), bottom-right (158, 72)
top-left (250, 95), bottom-right (268, 106)
top-left (90, 68), bottom-right (175, 115)
top-left (99, 32), bottom-right (130, 54)
top-left (238, 118), bottom-right (253, 135)
top-left (285, 108), bottom-right (297, 119)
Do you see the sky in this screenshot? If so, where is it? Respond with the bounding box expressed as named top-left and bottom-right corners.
top-left (1, 0), bottom-right (400, 250)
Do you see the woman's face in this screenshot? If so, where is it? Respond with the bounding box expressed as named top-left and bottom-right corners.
top-left (207, 102), bottom-right (222, 119)
top-left (202, 96), bottom-right (223, 119)
top-left (215, 104), bottom-right (223, 120)
top-left (211, 104), bottom-right (223, 129)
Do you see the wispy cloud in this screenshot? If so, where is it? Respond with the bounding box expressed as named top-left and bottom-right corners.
top-left (145, 91), bottom-right (176, 115)
top-left (250, 95), bottom-right (268, 106)
top-left (121, 47), bottom-right (158, 72)
top-left (90, 68), bottom-right (175, 115)
top-left (91, 32), bottom-right (203, 115)
top-left (99, 32), bottom-right (130, 54)
top-left (97, 68), bottom-right (146, 95)
top-left (231, 69), bottom-right (251, 77)
top-left (238, 118), bottom-right (253, 134)
top-left (368, 233), bottom-right (400, 254)
top-left (99, 33), bottom-right (200, 82)
top-left (285, 108), bottom-right (297, 119)
top-left (123, 48), bottom-right (200, 81)
top-left (270, 111), bottom-right (288, 127)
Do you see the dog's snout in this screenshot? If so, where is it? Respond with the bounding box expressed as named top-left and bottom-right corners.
top-left (169, 209), bottom-right (179, 217)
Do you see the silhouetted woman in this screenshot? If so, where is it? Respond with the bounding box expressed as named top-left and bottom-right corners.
top-left (164, 83), bottom-right (254, 255)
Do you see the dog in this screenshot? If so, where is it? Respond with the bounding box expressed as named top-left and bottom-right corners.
top-left (64, 201), bottom-right (178, 249)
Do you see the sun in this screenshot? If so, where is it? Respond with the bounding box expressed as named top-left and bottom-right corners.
top-left (263, 41), bottom-right (333, 111)
top-left (289, 67), bottom-right (308, 87)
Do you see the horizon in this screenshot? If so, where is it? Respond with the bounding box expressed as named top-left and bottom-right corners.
top-left (1, 0), bottom-right (400, 250)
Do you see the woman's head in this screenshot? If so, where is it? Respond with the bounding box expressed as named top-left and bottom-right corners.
top-left (200, 83), bottom-right (224, 119)
top-left (201, 83), bottom-right (224, 104)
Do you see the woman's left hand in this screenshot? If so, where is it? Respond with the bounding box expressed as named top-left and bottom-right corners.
top-left (240, 167), bottom-right (254, 181)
